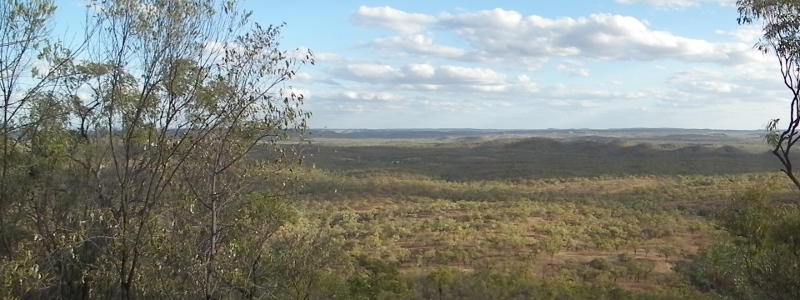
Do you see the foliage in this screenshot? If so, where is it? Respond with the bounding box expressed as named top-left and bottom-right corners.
top-left (347, 255), bottom-right (410, 300)
top-left (686, 2), bottom-right (800, 300)
top-left (739, 0), bottom-right (800, 189)
top-left (307, 137), bottom-right (779, 182)
top-left (684, 238), bottom-right (757, 299)
top-left (0, 0), bottom-right (315, 299)
top-left (1, 0), bottom-right (796, 298)
top-left (711, 187), bottom-right (800, 300)
top-left (295, 137), bottom-right (794, 298)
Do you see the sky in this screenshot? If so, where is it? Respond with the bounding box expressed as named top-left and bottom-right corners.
top-left (57, 0), bottom-right (789, 130)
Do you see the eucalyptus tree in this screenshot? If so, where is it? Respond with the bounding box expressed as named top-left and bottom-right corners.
top-left (0, 1), bottom-right (94, 298)
top-left (746, 0), bottom-right (800, 189)
top-left (0, 0), bottom-right (314, 298)
top-left (70, 0), bottom-right (312, 298)
top-left (0, 0), bottom-right (58, 256)
top-left (724, 1), bottom-right (800, 299)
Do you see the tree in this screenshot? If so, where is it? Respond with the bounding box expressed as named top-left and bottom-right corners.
top-left (741, 0), bottom-right (800, 190)
top-left (346, 255), bottom-right (409, 300)
top-left (0, 0), bottom-right (314, 298)
top-left (0, 0), bottom-right (50, 258)
top-left (714, 187), bottom-right (800, 300)
top-left (73, 0), bottom-right (312, 297)
top-left (685, 231), bottom-right (766, 299)
top-left (0, 0), bottom-right (93, 298)
top-left (426, 266), bottom-right (456, 300)
top-left (723, 1), bottom-right (800, 299)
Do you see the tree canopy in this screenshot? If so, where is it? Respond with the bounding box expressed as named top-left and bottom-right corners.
top-left (0, 0), bottom-right (314, 298)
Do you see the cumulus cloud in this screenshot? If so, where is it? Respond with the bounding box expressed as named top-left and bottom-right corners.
top-left (305, 5), bottom-right (786, 129)
top-left (308, 57), bottom-right (787, 129)
top-left (437, 65), bottom-right (506, 84)
top-left (350, 6), bottom-right (436, 34)
top-left (353, 7), bottom-right (760, 66)
top-left (405, 63), bottom-right (436, 77)
top-left (343, 64), bottom-right (404, 80)
top-left (447, 12), bottom-right (754, 64)
top-left (333, 62), bottom-right (507, 91)
top-left (371, 34), bottom-right (465, 58)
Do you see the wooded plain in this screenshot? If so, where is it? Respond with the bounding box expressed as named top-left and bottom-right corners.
top-left (268, 128), bottom-right (794, 299)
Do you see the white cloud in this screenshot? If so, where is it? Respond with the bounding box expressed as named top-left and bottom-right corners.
top-left (615, 0), bottom-right (736, 8)
top-left (661, 61), bottom-right (785, 106)
top-left (400, 83), bottom-right (441, 90)
top-left (342, 90), bottom-right (402, 101)
top-left (572, 69), bottom-right (591, 77)
top-left (556, 63), bottom-right (590, 77)
top-left (342, 90), bottom-right (358, 99)
top-left (354, 7), bottom-right (759, 66)
top-left (470, 85), bottom-right (506, 92)
top-left (338, 104), bottom-right (367, 113)
top-left (405, 63), bottom-right (436, 77)
top-left (343, 64), bottom-right (403, 80)
top-left (437, 65), bottom-right (506, 85)
top-left (302, 5), bottom-right (792, 129)
top-left (316, 53), bottom-right (344, 62)
top-left (350, 6), bottom-right (436, 34)
top-left (517, 74), bottom-right (540, 92)
top-left (716, 26), bottom-right (762, 43)
top-left (294, 72), bottom-right (313, 81)
top-left (280, 87), bottom-right (310, 99)
top-left (371, 34), bottom-right (465, 58)
top-left (202, 41), bottom-right (240, 63)
top-left (684, 79), bottom-right (735, 93)
top-left (308, 55), bottom-right (789, 129)
top-left (333, 63), bottom-right (507, 91)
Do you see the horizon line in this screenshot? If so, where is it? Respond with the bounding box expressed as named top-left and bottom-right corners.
top-left (309, 127), bottom-right (764, 131)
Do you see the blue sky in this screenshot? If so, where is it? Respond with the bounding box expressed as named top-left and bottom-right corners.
top-left (57, 0), bottom-right (786, 130)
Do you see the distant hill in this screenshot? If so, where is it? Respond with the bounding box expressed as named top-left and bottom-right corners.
top-left (306, 134), bottom-right (779, 181)
top-left (308, 128), bottom-right (765, 145)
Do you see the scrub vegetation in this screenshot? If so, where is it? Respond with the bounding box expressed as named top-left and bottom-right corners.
top-left (2, 0), bottom-right (800, 299)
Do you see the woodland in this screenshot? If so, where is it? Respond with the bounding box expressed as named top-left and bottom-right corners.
top-left (2, 0), bottom-right (800, 299)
